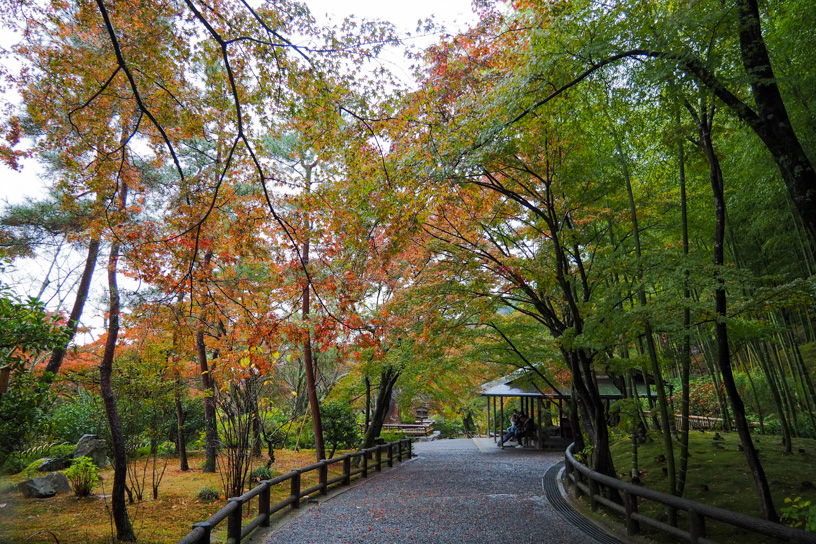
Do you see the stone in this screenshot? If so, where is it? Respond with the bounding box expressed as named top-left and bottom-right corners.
top-left (18, 472), bottom-right (72, 498)
top-left (38, 458), bottom-right (70, 472)
top-left (41, 472), bottom-right (71, 494)
top-left (19, 478), bottom-right (55, 498)
top-left (73, 434), bottom-right (109, 467)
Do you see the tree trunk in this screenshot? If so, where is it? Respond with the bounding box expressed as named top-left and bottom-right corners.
top-left (44, 236), bottom-right (100, 377)
top-left (612, 125), bottom-right (677, 501)
top-left (365, 375), bottom-right (371, 435)
top-left (99, 178), bottom-right (135, 542)
top-left (677, 125), bottom-right (692, 497)
top-left (175, 389), bottom-right (189, 471)
top-left (362, 368), bottom-right (400, 449)
top-left (196, 326), bottom-right (218, 473)
top-left (196, 250), bottom-right (218, 473)
top-left (691, 101), bottom-right (778, 521)
top-left (300, 163), bottom-right (325, 461)
top-left (733, 0), bottom-right (816, 240)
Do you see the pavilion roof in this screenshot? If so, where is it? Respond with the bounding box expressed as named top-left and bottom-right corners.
top-left (479, 368), bottom-right (652, 400)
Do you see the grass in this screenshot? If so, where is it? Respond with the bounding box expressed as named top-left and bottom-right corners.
top-left (574, 430), bottom-right (816, 544)
top-left (0, 449), bottom-right (331, 544)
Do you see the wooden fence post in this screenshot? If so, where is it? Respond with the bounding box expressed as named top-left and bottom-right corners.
top-left (259, 482), bottom-right (270, 527)
top-left (375, 446), bottom-right (382, 472)
top-left (387, 443), bottom-right (394, 467)
top-left (624, 491), bottom-right (640, 536)
top-left (343, 454), bottom-right (351, 485)
top-left (319, 460), bottom-right (328, 495)
top-left (689, 508), bottom-right (706, 544)
top-left (290, 470), bottom-right (301, 509)
top-left (362, 451), bottom-right (369, 478)
top-left (588, 477), bottom-right (600, 511)
top-left (227, 499), bottom-right (242, 543)
top-left (192, 521), bottom-right (212, 544)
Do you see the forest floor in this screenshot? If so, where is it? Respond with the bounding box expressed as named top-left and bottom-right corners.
top-left (576, 430), bottom-right (816, 543)
top-left (0, 449), bottom-right (326, 544)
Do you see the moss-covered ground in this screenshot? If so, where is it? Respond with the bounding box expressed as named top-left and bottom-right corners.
top-left (572, 430), bottom-right (816, 543)
top-left (0, 449), bottom-right (342, 544)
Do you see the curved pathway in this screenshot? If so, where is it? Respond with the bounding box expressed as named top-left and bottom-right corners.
top-left (265, 438), bottom-right (616, 544)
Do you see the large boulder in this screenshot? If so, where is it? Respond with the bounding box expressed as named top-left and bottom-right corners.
top-left (38, 458), bottom-right (70, 472)
top-left (73, 434), bottom-right (109, 467)
top-left (18, 472), bottom-right (72, 498)
top-left (42, 472), bottom-right (72, 494)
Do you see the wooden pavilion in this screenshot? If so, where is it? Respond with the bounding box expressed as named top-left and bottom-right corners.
top-left (479, 368), bottom-right (653, 449)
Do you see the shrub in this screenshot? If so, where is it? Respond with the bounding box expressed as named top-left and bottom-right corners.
top-left (197, 486), bottom-right (221, 502)
top-left (64, 456), bottom-right (98, 497)
top-left (249, 465), bottom-right (273, 482)
top-left (781, 496), bottom-right (816, 532)
top-left (380, 430), bottom-right (406, 443)
top-left (321, 401), bottom-right (359, 457)
top-left (434, 417), bottom-right (462, 438)
top-left (1, 454), bottom-right (25, 475)
top-left (48, 444), bottom-right (76, 460)
top-left (48, 388), bottom-right (103, 444)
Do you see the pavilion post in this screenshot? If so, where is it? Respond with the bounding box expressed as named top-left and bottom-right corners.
top-left (486, 396), bottom-right (491, 439)
top-left (538, 398), bottom-right (544, 450)
top-left (499, 397), bottom-right (505, 448)
top-left (492, 396), bottom-right (497, 442)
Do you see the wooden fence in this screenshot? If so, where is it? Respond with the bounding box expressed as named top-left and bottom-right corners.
top-left (564, 443), bottom-right (816, 544)
top-left (643, 411), bottom-right (760, 431)
top-left (380, 422), bottom-right (435, 436)
top-left (178, 438), bottom-right (412, 544)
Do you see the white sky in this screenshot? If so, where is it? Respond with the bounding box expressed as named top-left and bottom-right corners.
top-left (0, 0), bottom-right (478, 341)
top-left (0, 0), bottom-right (477, 207)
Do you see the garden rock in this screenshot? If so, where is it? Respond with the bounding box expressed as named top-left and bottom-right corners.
top-left (18, 472), bottom-right (71, 498)
top-left (38, 458), bottom-right (70, 472)
top-left (42, 472), bottom-right (71, 494)
top-left (73, 434), bottom-right (109, 467)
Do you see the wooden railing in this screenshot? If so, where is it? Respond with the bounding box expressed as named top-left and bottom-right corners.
top-left (381, 422), bottom-right (434, 436)
top-left (178, 439), bottom-right (412, 544)
top-left (643, 411), bottom-right (759, 430)
top-left (564, 443), bottom-right (816, 544)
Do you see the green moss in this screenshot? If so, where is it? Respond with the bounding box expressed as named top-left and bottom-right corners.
top-left (603, 431), bottom-right (816, 543)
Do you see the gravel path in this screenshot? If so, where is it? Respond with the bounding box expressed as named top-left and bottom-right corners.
top-left (264, 438), bottom-right (594, 544)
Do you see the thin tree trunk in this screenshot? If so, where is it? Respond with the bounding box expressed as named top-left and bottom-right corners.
top-left (364, 375), bottom-right (371, 436)
top-left (301, 163), bottom-right (325, 461)
top-left (44, 236), bottom-right (100, 377)
top-left (688, 99), bottom-right (778, 521)
top-left (753, 342), bottom-right (793, 450)
top-left (99, 176), bottom-right (135, 542)
top-left (175, 389), bottom-right (189, 471)
top-left (611, 124), bottom-right (677, 503)
top-left (677, 117), bottom-right (692, 497)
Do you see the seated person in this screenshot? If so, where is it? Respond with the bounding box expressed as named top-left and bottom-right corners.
top-left (515, 414), bottom-right (536, 448)
top-left (497, 411), bottom-right (521, 447)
